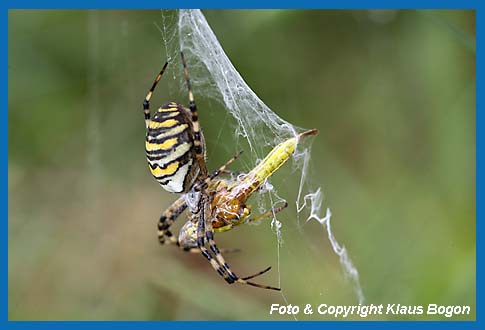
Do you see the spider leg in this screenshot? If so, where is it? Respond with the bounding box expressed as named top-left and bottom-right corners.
top-left (178, 244), bottom-right (240, 254)
top-left (157, 195), bottom-right (187, 244)
top-left (143, 61), bottom-right (169, 129)
top-left (206, 151), bottom-right (243, 182)
top-left (196, 196), bottom-right (235, 283)
top-left (193, 150), bottom-right (243, 192)
top-left (241, 266), bottom-right (272, 280)
top-left (205, 220), bottom-right (280, 291)
top-left (180, 51), bottom-right (207, 178)
top-left (175, 216), bottom-right (240, 253)
top-left (162, 231), bottom-right (238, 252)
top-left (197, 196), bottom-right (280, 291)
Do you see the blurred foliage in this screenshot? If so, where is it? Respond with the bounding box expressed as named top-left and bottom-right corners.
top-left (8, 10), bottom-right (475, 320)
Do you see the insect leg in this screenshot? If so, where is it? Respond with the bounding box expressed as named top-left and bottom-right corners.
top-left (245, 201), bottom-right (288, 224)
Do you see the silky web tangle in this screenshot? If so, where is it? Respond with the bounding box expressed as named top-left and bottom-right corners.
top-left (160, 9), bottom-right (364, 308)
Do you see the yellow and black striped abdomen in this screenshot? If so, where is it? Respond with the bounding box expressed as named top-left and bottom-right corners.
top-left (146, 102), bottom-right (199, 193)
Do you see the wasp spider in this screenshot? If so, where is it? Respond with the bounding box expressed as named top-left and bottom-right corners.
top-left (143, 52), bottom-right (318, 291)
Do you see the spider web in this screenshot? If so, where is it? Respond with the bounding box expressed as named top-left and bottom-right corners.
top-left (159, 9), bottom-right (364, 314)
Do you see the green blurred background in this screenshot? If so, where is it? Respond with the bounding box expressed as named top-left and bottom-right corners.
top-left (8, 10), bottom-right (475, 320)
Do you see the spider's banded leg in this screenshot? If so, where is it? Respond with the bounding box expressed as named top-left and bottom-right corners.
top-left (241, 266), bottom-right (272, 280)
top-left (158, 229), bottom-right (177, 245)
top-left (157, 195), bottom-right (187, 244)
top-left (143, 62), bottom-right (169, 129)
top-left (194, 151), bottom-right (243, 192)
top-left (245, 201), bottom-right (288, 224)
top-left (180, 51), bottom-right (207, 177)
top-left (205, 221), bottom-right (281, 291)
top-left (203, 206), bottom-right (281, 291)
top-left (207, 151), bottom-right (243, 182)
top-left (178, 244), bottom-right (240, 254)
top-left (196, 196), bottom-right (235, 284)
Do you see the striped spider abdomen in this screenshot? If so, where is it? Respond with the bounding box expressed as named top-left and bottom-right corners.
top-left (145, 102), bottom-right (204, 193)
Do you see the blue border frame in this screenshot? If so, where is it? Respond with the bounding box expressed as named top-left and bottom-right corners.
top-left (4, 0), bottom-right (480, 328)
top-left (0, 0), bottom-right (480, 9)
